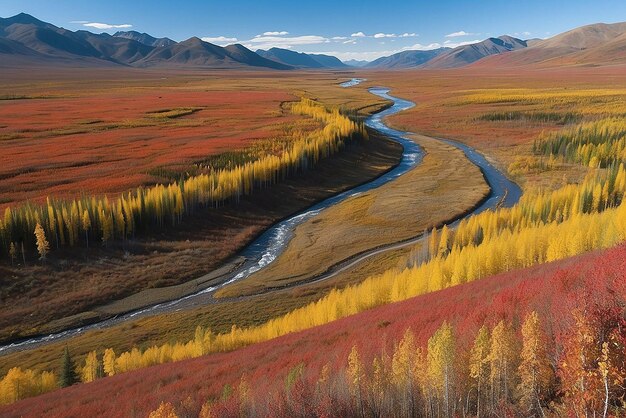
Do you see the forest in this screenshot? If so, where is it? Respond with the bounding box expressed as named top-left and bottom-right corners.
top-left (0, 98), bottom-right (366, 262)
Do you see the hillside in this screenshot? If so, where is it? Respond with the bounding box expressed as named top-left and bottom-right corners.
top-left (112, 30), bottom-right (175, 47)
top-left (256, 47), bottom-right (347, 68)
top-left (366, 47), bottom-right (449, 69)
top-left (472, 21), bottom-right (626, 67)
top-left (423, 35), bottom-right (527, 68)
top-left (0, 13), bottom-right (291, 69)
top-left (2, 243), bottom-right (624, 417)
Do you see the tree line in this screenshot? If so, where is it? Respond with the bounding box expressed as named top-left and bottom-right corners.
top-left (2, 163), bottom-right (624, 407)
top-left (148, 304), bottom-right (625, 417)
top-left (533, 117), bottom-right (626, 168)
top-left (0, 98), bottom-right (366, 262)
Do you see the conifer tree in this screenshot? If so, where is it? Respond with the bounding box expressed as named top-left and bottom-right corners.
top-left (81, 210), bottom-right (91, 248)
top-left (59, 347), bottom-right (78, 388)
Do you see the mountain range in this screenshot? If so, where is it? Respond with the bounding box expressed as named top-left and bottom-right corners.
top-left (366, 47), bottom-right (450, 68)
top-left (1, 13), bottom-right (625, 70)
top-left (256, 47), bottom-right (348, 68)
top-left (0, 13), bottom-right (289, 69)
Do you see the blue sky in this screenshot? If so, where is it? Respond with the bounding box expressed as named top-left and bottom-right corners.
top-left (3, 0), bottom-right (626, 61)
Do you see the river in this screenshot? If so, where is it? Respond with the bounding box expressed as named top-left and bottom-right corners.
top-left (0, 79), bottom-right (520, 355)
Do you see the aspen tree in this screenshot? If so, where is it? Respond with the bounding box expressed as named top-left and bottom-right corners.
top-left (392, 328), bottom-right (418, 415)
top-left (469, 325), bottom-right (490, 418)
top-left (34, 223), bottom-right (49, 262)
top-left (428, 321), bottom-right (455, 416)
top-left (489, 320), bottom-right (517, 405)
top-left (347, 345), bottom-right (365, 416)
top-left (518, 311), bottom-right (553, 416)
top-left (80, 351), bottom-right (100, 383)
top-left (103, 348), bottom-right (116, 377)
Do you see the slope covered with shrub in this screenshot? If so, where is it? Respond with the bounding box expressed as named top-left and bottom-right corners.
top-left (1, 243), bottom-right (624, 417)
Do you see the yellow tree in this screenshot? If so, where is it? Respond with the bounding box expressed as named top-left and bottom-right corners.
top-left (489, 320), bottom-right (518, 406)
top-left (469, 325), bottom-right (490, 418)
top-left (34, 223), bottom-right (50, 262)
top-left (427, 321), bottom-right (456, 416)
top-left (149, 401), bottom-right (179, 418)
top-left (81, 210), bottom-right (91, 248)
top-left (518, 311), bottom-right (554, 416)
top-left (346, 345), bottom-right (365, 416)
top-left (80, 351), bottom-right (100, 383)
top-left (102, 348), bottom-right (116, 377)
top-left (392, 328), bottom-right (418, 415)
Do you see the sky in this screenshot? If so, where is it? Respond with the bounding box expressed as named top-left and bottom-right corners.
top-left (2, 0), bottom-right (626, 61)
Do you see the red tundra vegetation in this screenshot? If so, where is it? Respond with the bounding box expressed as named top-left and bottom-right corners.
top-left (2, 243), bottom-right (624, 417)
top-left (0, 89), bottom-right (302, 208)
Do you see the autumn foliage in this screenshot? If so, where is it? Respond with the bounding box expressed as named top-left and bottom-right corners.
top-left (1, 243), bottom-right (625, 417)
top-left (0, 98), bottom-right (366, 259)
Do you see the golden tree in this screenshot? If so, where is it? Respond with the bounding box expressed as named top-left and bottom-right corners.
top-left (489, 320), bottom-right (518, 405)
top-left (427, 321), bottom-right (456, 416)
top-left (518, 311), bottom-right (554, 416)
top-left (80, 351), bottom-right (100, 383)
top-left (34, 223), bottom-right (50, 262)
top-left (346, 345), bottom-right (365, 416)
top-left (469, 325), bottom-right (490, 418)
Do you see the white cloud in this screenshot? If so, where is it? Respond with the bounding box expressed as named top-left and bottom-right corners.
top-left (244, 35), bottom-right (329, 50)
top-left (402, 42), bottom-right (444, 51)
top-left (351, 32), bottom-right (366, 37)
top-left (80, 22), bottom-right (133, 30)
top-left (332, 36), bottom-right (348, 40)
top-left (443, 39), bottom-right (482, 48)
top-left (263, 31), bottom-right (289, 36)
top-left (311, 50), bottom-right (395, 61)
top-left (201, 36), bottom-right (238, 45)
top-left (374, 33), bottom-right (396, 38)
top-left (343, 39), bottom-right (357, 44)
top-left (445, 30), bottom-right (478, 38)
top-left (400, 33), bottom-right (418, 37)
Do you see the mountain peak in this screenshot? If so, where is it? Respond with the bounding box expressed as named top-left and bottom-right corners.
top-left (2, 12), bottom-right (51, 28)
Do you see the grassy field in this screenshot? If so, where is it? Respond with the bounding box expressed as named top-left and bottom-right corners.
top-left (0, 68), bottom-right (398, 342)
top-left (4, 66), bottom-right (625, 383)
top-left (363, 66), bottom-right (626, 189)
top-left (217, 134), bottom-right (489, 297)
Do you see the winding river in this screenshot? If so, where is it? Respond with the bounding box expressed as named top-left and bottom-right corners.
top-left (0, 80), bottom-right (521, 355)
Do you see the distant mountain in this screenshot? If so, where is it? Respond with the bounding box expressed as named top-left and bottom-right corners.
top-left (257, 47), bottom-right (324, 68)
top-left (366, 48), bottom-right (450, 69)
top-left (307, 53), bottom-right (348, 68)
top-left (256, 47), bottom-right (347, 68)
top-left (136, 38), bottom-right (291, 69)
top-left (0, 13), bottom-right (291, 70)
top-left (344, 59), bottom-right (369, 67)
top-left (472, 22), bottom-right (626, 68)
top-left (73, 31), bottom-right (155, 64)
top-left (113, 30), bottom-right (176, 48)
top-left (423, 36), bottom-right (527, 69)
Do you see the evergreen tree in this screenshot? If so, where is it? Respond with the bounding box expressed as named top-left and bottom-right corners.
top-left (59, 346), bottom-right (78, 388)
